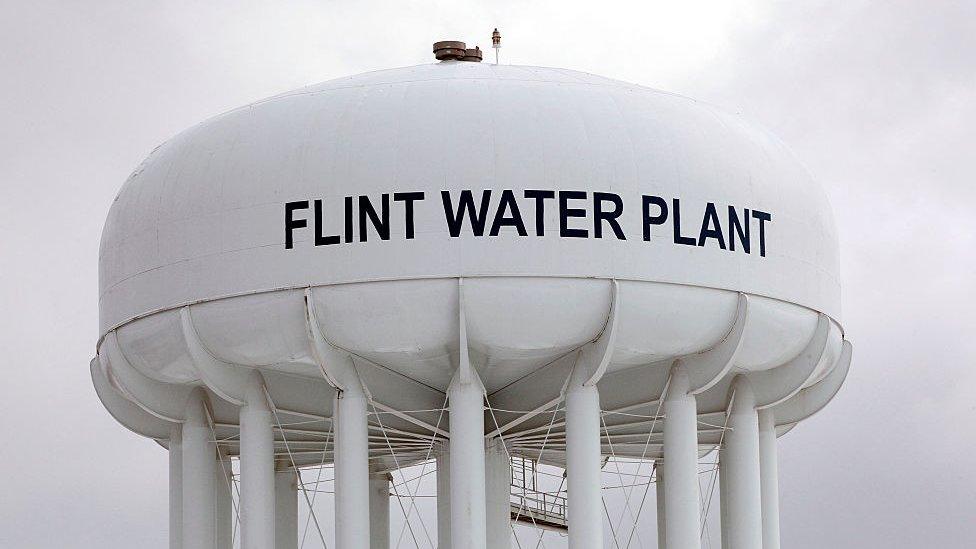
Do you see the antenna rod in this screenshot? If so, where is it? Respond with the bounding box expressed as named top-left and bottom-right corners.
top-left (492, 28), bottom-right (501, 64)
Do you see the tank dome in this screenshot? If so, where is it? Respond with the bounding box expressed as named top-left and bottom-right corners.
top-left (98, 61), bottom-right (841, 391)
top-left (101, 62), bottom-right (838, 329)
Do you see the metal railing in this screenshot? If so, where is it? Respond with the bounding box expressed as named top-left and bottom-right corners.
top-left (511, 491), bottom-right (567, 525)
top-left (509, 456), bottom-right (567, 528)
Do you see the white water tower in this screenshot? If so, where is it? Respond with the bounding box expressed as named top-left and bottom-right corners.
top-left (93, 37), bottom-right (851, 549)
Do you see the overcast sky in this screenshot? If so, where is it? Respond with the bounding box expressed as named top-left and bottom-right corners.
top-left (1, 1), bottom-right (974, 548)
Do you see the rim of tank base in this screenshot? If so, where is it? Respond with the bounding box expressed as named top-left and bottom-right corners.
top-left (96, 274), bottom-right (844, 351)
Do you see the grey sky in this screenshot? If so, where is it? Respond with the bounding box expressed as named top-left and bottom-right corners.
top-left (1, 1), bottom-right (973, 547)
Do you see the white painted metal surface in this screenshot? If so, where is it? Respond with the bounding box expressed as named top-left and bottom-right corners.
top-left (485, 439), bottom-right (512, 549)
top-left (275, 470), bottom-right (298, 549)
top-left (169, 426), bottom-right (183, 549)
top-left (662, 366), bottom-right (701, 549)
top-left (182, 390), bottom-right (216, 549)
top-left (448, 375), bottom-right (488, 549)
top-left (368, 472), bottom-right (391, 549)
top-left (240, 374), bottom-right (275, 548)
top-left (759, 409), bottom-right (781, 549)
top-left (720, 377), bottom-right (763, 549)
top-left (656, 463), bottom-right (667, 549)
top-left (565, 368), bottom-right (603, 548)
top-left (436, 443), bottom-right (452, 549)
top-left (99, 62), bottom-right (842, 392)
top-left (215, 456), bottom-right (233, 549)
top-left (335, 383), bottom-right (371, 549)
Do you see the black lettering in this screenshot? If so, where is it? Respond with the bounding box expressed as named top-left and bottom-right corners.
top-left (314, 199), bottom-right (341, 246)
top-left (593, 192), bottom-right (625, 240)
top-left (524, 189), bottom-right (555, 236)
top-left (393, 192), bottom-right (425, 239)
top-left (343, 196), bottom-right (354, 243)
top-left (284, 201), bottom-right (309, 249)
top-left (641, 195), bottom-right (668, 241)
top-left (728, 206), bottom-right (750, 253)
top-left (359, 194), bottom-right (390, 241)
top-left (672, 198), bottom-right (697, 246)
top-left (697, 202), bottom-right (727, 249)
top-left (441, 190), bottom-right (492, 237)
top-left (752, 210), bottom-right (771, 257)
top-left (489, 189), bottom-right (528, 236)
top-left (559, 191), bottom-right (588, 238)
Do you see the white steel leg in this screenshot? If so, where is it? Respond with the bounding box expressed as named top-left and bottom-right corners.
top-left (182, 390), bottom-right (215, 549)
top-left (369, 472), bottom-right (391, 549)
top-left (662, 365), bottom-right (702, 549)
top-left (241, 374), bottom-right (275, 548)
top-left (215, 453), bottom-right (233, 549)
top-left (758, 409), bottom-right (780, 549)
top-left (335, 383), bottom-right (371, 549)
top-left (169, 425), bottom-right (183, 549)
top-left (275, 469), bottom-right (298, 549)
top-left (485, 438), bottom-right (511, 549)
top-left (436, 442), bottom-right (452, 549)
top-left (720, 376), bottom-right (762, 549)
top-left (655, 462), bottom-right (666, 549)
top-left (449, 380), bottom-right (487, 549)
top-left (565, 378), bottom-right (603, 549)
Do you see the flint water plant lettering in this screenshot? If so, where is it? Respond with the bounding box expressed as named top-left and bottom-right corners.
top-left (284, 189), bottom-right (771, 256)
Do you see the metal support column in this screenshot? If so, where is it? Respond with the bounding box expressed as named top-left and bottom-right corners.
top-left (169, 425), bottom-right (183, 549)
top-left (758, 409), bottom-right (780, 549)
top-left (182, 389), bottom-right (216, 549)
top-left (565, 375), bottom-right (603, 549)
top-left (655, 462), bottom-right (666, 549)
top-left (663, 365), bottom-right (701, 549)
top-left (448, 379), bottom-right (487, 549)
top-left (275, 469), bottom-right (298, 549)
top-left (436, 442), bottom-right (452, 549)
top-left (485, 438), bottom-right (512, 549)
top-left (720, 376), bottom-right (762, 549)
top-left (241, 373), bottom-right (275, 548)
top-left (335, 382), bottom-right (371, 549)
top-left (215, 453), bottom-right (233, 549)
top-left (369, 472), bottom-right (392, 549)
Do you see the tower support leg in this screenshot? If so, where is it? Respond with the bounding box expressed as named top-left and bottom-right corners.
top-left (758, 409), bottom-right (780, 549)
top-left (662, 365), bottom-right (702, 549)
top-left (436, 442), bottom-right (452, 549)
top-left (275, 469), bottom-right (298, 549)
top-left (335, 383), bottom-right (371, 549)
top-left (485, 438), bottom-right (511, 549)
top-left (720, 377), bottom-right (762, 549)
top-left (565, 378), bottom-right (603, 549)
top-left (169, 425), bottom-right (183, 549)
top-left (369, 472), bottom-right (391, 549)
top-left (241, 374), bottom-right (275, 548)
top-left (448, 379), bottom-right (487, 549)
top-left (182, 390), bottom-right (216, 549)
top-left (655, 462), bottom-right (666, 549)
top-left (215, 453), bottom-right (233, 549)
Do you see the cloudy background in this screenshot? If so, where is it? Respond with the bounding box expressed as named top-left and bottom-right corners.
top-left (1, 1), bottom-right (973, 547)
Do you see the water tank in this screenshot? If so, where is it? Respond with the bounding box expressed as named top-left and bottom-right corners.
top-left (93, 57), bottom-right (851, 549)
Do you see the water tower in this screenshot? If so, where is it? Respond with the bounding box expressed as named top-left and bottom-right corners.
top-left (93, 37), bottom-right (851, 549)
